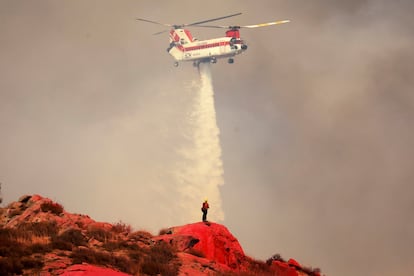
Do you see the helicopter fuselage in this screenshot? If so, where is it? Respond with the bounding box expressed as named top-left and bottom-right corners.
top-left (167, 28), bottom-right (247, 65)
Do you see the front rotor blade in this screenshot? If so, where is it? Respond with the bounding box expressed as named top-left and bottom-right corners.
top-left (136, 18), bottom-right (172, 27)
top-left (187, 12), bottom-right (242, 26)
top-left (242, 20), bottom-right (290, 28)
top-left (152, 29), bottom-right (169, 35)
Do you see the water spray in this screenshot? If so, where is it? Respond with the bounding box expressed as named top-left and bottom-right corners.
top-left (174, 62), bottom-right (225, 222)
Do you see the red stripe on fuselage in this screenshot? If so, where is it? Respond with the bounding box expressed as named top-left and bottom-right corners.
top-left (173, 41), bottom-right (231, 52)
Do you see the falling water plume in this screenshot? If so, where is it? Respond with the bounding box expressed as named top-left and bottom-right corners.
top-left (173, 62), bottom-right (225, 223)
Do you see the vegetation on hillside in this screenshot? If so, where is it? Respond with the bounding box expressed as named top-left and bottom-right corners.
top-left (0, 219), bottom-right (179, 275)
top-left (0, 195), bottom-right (322, 275)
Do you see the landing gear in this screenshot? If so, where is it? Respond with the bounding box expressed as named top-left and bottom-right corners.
top-left (174, 62), bottom-right (179, 67)
top-left (228, 58), bottom-right (234, 64)
top-left (210, 57), bottom-right (217, 64)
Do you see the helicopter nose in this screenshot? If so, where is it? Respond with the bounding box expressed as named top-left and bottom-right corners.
top-left (241, 44), bottom-right (248, 50)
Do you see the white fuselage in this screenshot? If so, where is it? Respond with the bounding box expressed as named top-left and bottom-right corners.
top-left (167, 28), bottom-right (247, 63)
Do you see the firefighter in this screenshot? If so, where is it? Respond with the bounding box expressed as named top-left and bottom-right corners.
top-left (201, 199), bottom-right (209, 222)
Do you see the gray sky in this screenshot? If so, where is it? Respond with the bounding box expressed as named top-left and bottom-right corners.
top-left (1, 1), bottom-right (414, 275)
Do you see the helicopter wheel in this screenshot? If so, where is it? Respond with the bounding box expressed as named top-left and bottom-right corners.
top-left (174, 62), bottom-right (179, 67)
top-left (228, 58), bottom-right (234, 64)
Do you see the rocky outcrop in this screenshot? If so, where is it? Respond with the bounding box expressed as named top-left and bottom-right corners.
top-left (0, 195), bottom-right (322, 275)
top-left (2, 194), bottom-right (109, 231)
top-left (155, 222), bottom-right (245, 270)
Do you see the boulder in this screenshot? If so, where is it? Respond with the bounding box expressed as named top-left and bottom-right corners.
top-left (156, 222), bottom-right (245, 270)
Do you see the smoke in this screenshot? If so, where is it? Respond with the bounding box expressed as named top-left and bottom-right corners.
top-left (1, 1), bottom-right (414, 275)
top-left (173, 63), bottom-right (225, 223)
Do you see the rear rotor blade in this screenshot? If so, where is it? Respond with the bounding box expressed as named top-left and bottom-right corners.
top-left (195, 19), bottom-right (290, 29)
top-left (242, 20), bottom-right (290, 28)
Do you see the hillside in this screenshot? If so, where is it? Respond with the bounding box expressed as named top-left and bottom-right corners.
top-left (0, 195), bottom-right (322, 275)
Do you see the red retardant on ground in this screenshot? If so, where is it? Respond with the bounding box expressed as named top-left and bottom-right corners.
top-left (272, 260), bottom-right (301, 276)
top-left (156, 222), bottom-right (246, 270)
top-left (60, 264), bottom-right (130, 276)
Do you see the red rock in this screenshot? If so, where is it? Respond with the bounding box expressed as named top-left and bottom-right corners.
top-left (178, 252), bottom-right (230, 275)
top-left (156, 222), bottom-right (245, 270)
top-left (271, 260), bottom-right (302, 276)
top-left (288, 258), bottom-right (302, 269)
top-left (61, 264), bottom-right (130, 276)
top-left (30, 194), bottom-right (44, 202)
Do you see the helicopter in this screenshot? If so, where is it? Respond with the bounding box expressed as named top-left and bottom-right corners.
top-left (136, 13), bottom-right (289, 67)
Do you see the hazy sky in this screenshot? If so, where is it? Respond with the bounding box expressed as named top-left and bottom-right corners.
top-left (1, 1), bottom-right (414, 275)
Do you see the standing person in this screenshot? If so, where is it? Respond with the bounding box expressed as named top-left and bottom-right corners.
top-left (201, 199), bottom-right (209, 222)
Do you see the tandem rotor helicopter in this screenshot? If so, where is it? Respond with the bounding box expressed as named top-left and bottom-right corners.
top-left (136, 13), bottom-right (289, 67)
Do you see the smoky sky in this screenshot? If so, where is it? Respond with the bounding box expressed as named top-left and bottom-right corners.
top-left (1, 1), bottom-right (414, 275)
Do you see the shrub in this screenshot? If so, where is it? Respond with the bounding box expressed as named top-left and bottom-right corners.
top-left (51, 228), bottom-right (87, 250)
top-left (113, 255), bottom-right (136, 274)
top-left (40, 201), bottom-right (64, 215)
top-left (0, 227), bottom-right (15, 243)
top-left (266, 253), bottom-right (285, 265)
top-left (128, 251), bottom-right (144, 262)
top-left (149, 241), bottom-right (176, 262)
top-left (128, 230), bottom-right (153, 242)
top-left (71, 248), bottom-right (111, 265)
top-left (141, 241), bottom-right (179, 276)
top-left (103, 239), bottom-right (141, 252)
top-left (17, 221), bottom-right (58, 237)
top-left (141, 260), bottom-right (179, 276)
top-left (51, 239), bottom-right (72, 251)
top-left (112, 221), bottom-right (132, 234)
top-left (19, 195), bottom-right (32, 203)
top-left (0, 258), bottom-right (23, 275)
top-left (57, 228), bottom-right (87, 247)
top-left (302, 266), bottom-right (322, 275)
top-left (21, 256), bottom-right (43, 270)
top-left (71, 248), bottom-right (137, 274)
top-left (87, 227), bottom-right (112, 243)
top-left (127, 232), bottom-right (152, 246)
top-left (158, 228), bottom-right (173, 235)
top-left (30, 243), bottom-right (52, 254)
top-left (0, 228), bottom-right (30, 257)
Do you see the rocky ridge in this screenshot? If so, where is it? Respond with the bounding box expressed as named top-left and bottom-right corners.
top-left (0, 195), bottom-right (322, 275)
